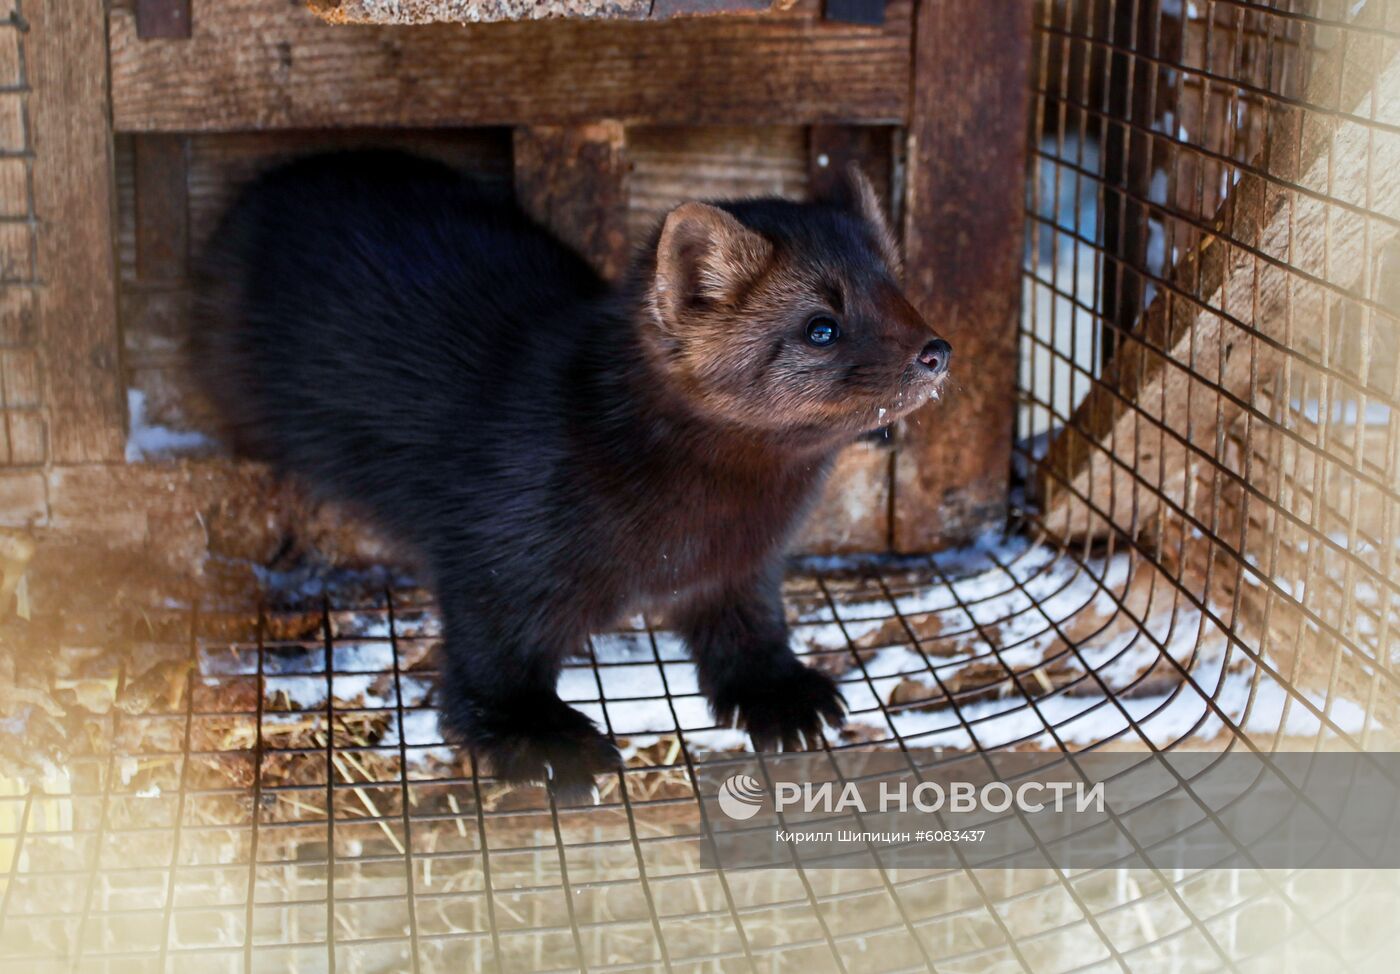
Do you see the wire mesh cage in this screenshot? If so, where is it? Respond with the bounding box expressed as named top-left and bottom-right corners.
top-left (3, 0), bottom-right (1400, 971)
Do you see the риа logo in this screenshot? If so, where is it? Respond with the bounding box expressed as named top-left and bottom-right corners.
top-left (717, 774), bottom-right (765, 820)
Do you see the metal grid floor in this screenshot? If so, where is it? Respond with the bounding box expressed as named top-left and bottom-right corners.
top-left (2, 531), bottom-right (1396, 973)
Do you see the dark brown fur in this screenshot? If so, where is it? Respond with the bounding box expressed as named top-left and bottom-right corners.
top-left (192, 151), bottom-right (950, 800)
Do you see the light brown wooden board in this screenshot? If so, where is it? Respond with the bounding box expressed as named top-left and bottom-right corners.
top-left (798, 441), bottom-right (891, 553)
top-left (108, 0), bottom-right (912, 132)
top-left (136, 0), bottom-right (192, 38)
top-left (29, 0), bottom-right (127, 464)
top-left (0, 470), bottom-right (46, 526)
top-left (120, 129), bottom-right (513, 434)
top-left (514, 122), bottom-right (631, 281)
top-left (0, 15), bottom-right (38, 471)
top-left (307, 0), bottom-right (653, 24)
top-left (306, 0), bottom-right (785, 25)
top-left (42, 460), bottom-right (407, 574)
top-left (893, 0), bottom-right (1033, 551)
top-left (133, 135), bottom-right (191, 285)
top-left (625, 125), bottom-right (813, 241)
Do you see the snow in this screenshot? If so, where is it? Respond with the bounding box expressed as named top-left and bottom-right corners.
top-left (1289, 398), bottom-right (1393, 427)
top-left (264, 675), bottom-right (331, 710)
top-left (222, 536), bottom-right (1381, 774)
top-left (805, 542), bottom-right (1379, 751)
top-left (333, 641), bottom-right (396, 672)
top-left (124, 388), bottom-right (215, 462)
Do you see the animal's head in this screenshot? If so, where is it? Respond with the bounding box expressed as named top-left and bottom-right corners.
top-left (641, 168), bottom-right (950, 440)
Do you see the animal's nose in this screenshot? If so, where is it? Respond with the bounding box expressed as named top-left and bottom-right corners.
top-left (917, 338), bottom-right (952, 375)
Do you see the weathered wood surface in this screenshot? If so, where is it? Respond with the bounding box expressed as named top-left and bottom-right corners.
top-left (893, 0), bottom-right (1032, 551)
top-left (119, 129), bottom-right (513, 436)
top-left (0, 15), bottom-right (38, 471)
top-left (0, 460), bottom-right (390, 586)
top-left (310, 0), bottom-right (649, 23)
top-left (1039, 8), bottom-right (1400, 541)
top-left (136, 0), bottom-right (193, 39)
top-left (0, 459), bottom-right (403, 590)
top-left (133, 135), bottom-right (190, 284)
top-left (114, 123), bottom-right (884, 554)
top-left (799, 441), bottom-right (891, 552)
top-left (306, 0), bottom-right (780, 24)
top-left (514, 123), bottom-right (631, 281)
top-left (109, 0), bottom-right (912, 132)
top-left (626, 125), bottom-right (812, 240)
top-left (29, 0), bottom-right (127, 464)
top-left (806, 124), bottom-right (894, 212)
top-left (3, 447), bottom-right (887, 570)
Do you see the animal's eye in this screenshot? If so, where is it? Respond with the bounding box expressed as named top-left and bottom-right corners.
top-left (805, 315), bottom-right (841, 347)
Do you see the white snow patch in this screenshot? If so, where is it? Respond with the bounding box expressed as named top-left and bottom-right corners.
top-left (125, 388), bottom-right (215, 462)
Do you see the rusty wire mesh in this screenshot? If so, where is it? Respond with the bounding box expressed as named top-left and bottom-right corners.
top-left (4, 0), bottom-right (1400, 971)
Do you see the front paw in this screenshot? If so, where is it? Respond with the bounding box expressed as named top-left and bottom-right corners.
top-left (443, 693), bottom-right (622, 803)
top-left (708, 662), bottom-right (846, 751)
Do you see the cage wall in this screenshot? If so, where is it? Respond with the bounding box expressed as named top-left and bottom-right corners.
top-left (0, 0), bottom-right (1399, 972)
top-left (6, 0), bottom-right (1011, 577)
top-left (1025, 0), bottom-right (1400, 748)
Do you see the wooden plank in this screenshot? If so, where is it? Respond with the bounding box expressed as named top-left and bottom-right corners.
top-left (43, 459), bottom-right (407, 573)
top-left (651, 0), bottom-right (774, 17)
top-left (795, 442), bottom-right (890, 553)
top-left (0, 93), bottom-right (23, 152)
top-left (5, 411), bottom-right (45, 466)
top-left (626, 125), bottom-right (810, 240)
top-left (1039, 8), bottom-right (1400, 541)
top-left (513, 122), bottom-right (631, 281)
top-left (806, 124), bottom-right (893, 207)
top-left (108, 0), bottom-right (912, 132)
top-left (0, 16), bottom-right (21, 88)
top-left (29, 0), bottom-right (127, 463)
top-left (133, 135), bottom-right (190, 284)
top-left (136, 0), bottom-right (192, 39)
top-left (0, 157), bottom-right (24, 218)
top-left (0, 221), bottom-right (27, 281)
top-left (892, 0), bottom-right (1032, 551)
top-left (0, 470), bottom-right (47, 527)
top-left (117, 129), bottom-right (512, 436)
top-left (0, 288), bottom-right (35, 347)
top-left (309, 0), bottom-right (778, 23)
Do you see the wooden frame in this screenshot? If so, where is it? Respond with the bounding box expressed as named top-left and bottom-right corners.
top-left (3, 0), bottom-right (1034, 570)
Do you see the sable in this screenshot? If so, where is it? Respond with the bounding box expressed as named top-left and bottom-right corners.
top-left (193, 150), bottom-right (950, 799)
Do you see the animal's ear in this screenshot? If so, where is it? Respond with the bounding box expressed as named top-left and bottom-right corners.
top-left (843, 165), bottom-right (902, 275)
top-left (652, 202), bottom-right (772, 326)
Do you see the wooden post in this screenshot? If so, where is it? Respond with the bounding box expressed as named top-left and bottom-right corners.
top-left (893, 0), bottom-right (1033, 551)
top-left (29, 0), bottom-right (127, 464)
top-left (513, 123), bottom-right (631, 282)
top-left (133, 135), bottom-right (191, 285)
top-left (806, 125), bottom-right (896, 552)
top-left (108, 1), bottom-right (915, 132)
top-left (807, 125), bottom-right (894, 207)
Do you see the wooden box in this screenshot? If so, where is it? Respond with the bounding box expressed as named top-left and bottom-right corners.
top-left (0, 0), bottom-right (1031, 583)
